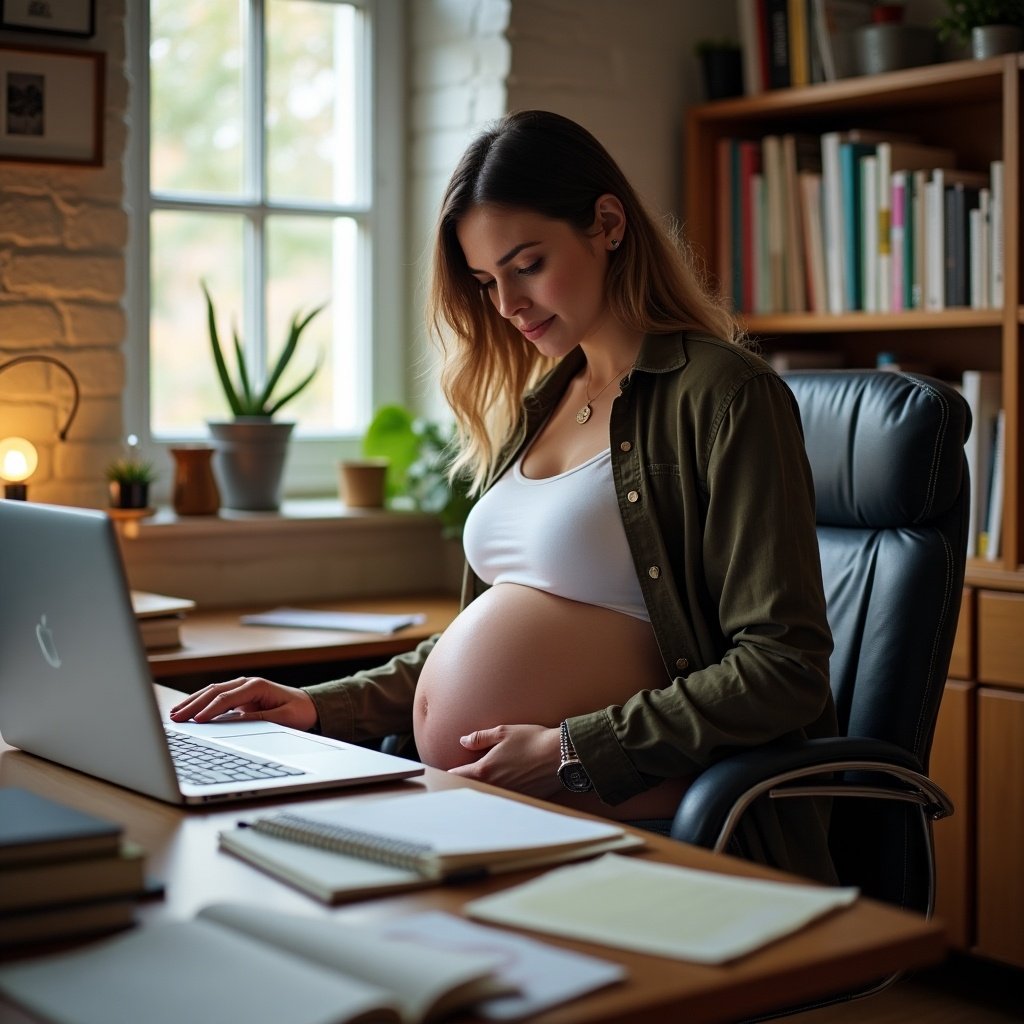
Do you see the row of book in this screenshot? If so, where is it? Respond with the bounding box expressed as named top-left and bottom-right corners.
top-left (0, 787), bottom-right (155, 948)
top-left (738, 0), bottom-right (874, 93)
top-left (715, 129), bottom-right (1004, 315)
top-left (961, 370), bottom-right (1005, 562)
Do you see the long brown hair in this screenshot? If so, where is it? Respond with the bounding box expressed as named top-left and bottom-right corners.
top-left (429, 110), bottom-right (740, 493)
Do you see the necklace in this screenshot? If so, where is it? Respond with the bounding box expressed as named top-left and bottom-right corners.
top-left (575, 361), bottom-right (634, 425)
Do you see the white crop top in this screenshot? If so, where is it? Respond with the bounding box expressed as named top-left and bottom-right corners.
top-left (462, 448), bottom-right (650, 621)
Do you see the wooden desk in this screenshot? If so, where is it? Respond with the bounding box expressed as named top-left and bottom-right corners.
top-left (147, 594), bottom-right (459, 689)
top-left (0, 689), bottom-right (946, 1024)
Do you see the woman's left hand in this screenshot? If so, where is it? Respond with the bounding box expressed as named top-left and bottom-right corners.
top-left (448, 724), bottom-right (563, 799)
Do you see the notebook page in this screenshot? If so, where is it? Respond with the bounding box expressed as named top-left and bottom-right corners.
top-left (465, 853), bottom-right (859, 964)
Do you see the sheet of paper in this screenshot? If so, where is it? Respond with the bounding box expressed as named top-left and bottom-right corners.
top-left (465, 853), bottom-right (859, 964)
top-left (240, 607), bottom-right (427, 634)
top-left (376, 911), bottom-right (627, 1020)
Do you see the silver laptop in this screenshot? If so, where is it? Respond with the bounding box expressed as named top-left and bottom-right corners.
top-left (0, 500), bottom-right (424, 804)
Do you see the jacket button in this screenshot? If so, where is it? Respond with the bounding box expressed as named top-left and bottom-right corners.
top-left (627, 490), bottom-right (639, 503)
top-left (648, 565), bottom-right (660, 579)
top-left (676, 657), bottom-right (689, 670)
top-left (619, 441), bottom-right (632, 452)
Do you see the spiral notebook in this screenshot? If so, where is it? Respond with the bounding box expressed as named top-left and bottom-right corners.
top-left (219, 789), bottom-right (645, 904)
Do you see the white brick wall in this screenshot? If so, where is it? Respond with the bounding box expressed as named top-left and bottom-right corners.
top-left (0, 0), bottom-right (128, 506)
top-left (404, 0), bottom-right (737, 418)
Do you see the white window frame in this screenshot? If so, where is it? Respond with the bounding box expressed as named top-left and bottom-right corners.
top-left (125, 0), bottom-right (405, 501)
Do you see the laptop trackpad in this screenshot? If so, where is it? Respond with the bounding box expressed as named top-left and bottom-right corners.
top-left (225, 732), bottom-right (349, 762)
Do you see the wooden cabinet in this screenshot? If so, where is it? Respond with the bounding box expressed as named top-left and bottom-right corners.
top-left (686, 60), bottom-right (1024, 968)
top-left (917, 589), bottom-right (1024, 967)
top-left (976, 687), bottom-right (1024, 965)
top-left (978, 589), bottom-right (1024, 687)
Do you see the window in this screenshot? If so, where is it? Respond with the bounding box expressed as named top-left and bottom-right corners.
top-left (128, 0), bottom-right (403, 495)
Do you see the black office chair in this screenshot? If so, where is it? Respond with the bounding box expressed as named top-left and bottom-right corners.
top-left (670, 369), bottom-right (971, 1011)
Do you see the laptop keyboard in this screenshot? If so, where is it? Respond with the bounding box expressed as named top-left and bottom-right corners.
top-left (165, 730), bottom-right (307, 786)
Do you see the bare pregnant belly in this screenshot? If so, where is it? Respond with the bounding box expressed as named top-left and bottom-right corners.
top-left (413, 583), bottom-right (691, 820)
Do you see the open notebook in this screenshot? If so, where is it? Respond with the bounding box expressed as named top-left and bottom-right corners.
top-left (219, 788), bottom-right (644, 903)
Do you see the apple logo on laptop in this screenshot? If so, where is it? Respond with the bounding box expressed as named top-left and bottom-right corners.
top-left (35, 614), bottom-right (62, 669)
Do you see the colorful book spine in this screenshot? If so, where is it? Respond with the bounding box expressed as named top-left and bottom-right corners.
top-left (839, 140), bottom-right (874, 310)
top-left (989, 159), bottom-right (1004, 308)
top-left (860, 154), bottom-right (878, 314)
top-left (890, 170), bottom-right (907, 313)
top-left (875, 140), bottom-right (892, 312)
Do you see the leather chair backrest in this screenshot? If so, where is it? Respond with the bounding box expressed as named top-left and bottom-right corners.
top-left (784, 370), bottom-right (971, 911)
top-left (783, 370), bottom-right (971, 767)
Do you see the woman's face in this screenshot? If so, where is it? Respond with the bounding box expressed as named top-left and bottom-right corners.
top-left (455, 204), bottom-right (613, 360)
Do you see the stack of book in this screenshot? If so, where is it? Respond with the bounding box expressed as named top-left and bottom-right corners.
top-left (130, 590), bottom-right (196, 650)
top-left (0, 787), bottom-right (152, 948)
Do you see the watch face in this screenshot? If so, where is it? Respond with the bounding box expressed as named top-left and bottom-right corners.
top-left (558, 760), bottom-right (592, 793)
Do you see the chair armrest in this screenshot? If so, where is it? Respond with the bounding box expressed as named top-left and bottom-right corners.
top-left (671, 737), bottom-right (935, 850)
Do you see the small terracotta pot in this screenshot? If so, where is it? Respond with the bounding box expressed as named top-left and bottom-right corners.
top-left (339, 459), bottom-right (389, 509)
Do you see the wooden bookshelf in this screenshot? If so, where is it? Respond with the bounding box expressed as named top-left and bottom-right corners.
top-left (686, 54), bottom-right (1024, 969)
top-left (686, 54), bottom-right (1022, 577)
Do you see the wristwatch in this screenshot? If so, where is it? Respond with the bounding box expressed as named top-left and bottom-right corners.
top-left (557, 721), bottom-right (593, 793)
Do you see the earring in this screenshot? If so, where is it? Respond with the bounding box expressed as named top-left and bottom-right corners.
top-left (609, 238), bottom-right (620, 249)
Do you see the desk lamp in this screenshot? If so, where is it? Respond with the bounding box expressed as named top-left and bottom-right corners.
top-left (0, 355), bottom-right (81, 500)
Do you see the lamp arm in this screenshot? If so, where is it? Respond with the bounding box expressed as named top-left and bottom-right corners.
top-left (0, 355), bottom-right (81, 440)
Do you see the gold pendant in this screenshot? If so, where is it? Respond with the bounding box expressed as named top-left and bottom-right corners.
top-left (576, 404), bottom-right (592, 425)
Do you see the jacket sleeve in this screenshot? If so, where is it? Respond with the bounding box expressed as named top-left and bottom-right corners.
top-left (568, 371), bottom-right (835, 805)
top-left (303, 635), bottom-right (439, 743)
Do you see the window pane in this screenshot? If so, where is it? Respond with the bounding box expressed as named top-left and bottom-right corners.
top-left (266, 0), bottom-right (359, 205)
top-left (150, 0), bottom-right (244, 196)
top-left (266, 215), bottom-right (361, 434)
top-left (150, 211), bottom-right (244, 435)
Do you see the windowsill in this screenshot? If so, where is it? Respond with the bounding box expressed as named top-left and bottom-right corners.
top-left (114, 499), bottom-right (463, 609)
top-left (114, 498), bottom-right (440, 540)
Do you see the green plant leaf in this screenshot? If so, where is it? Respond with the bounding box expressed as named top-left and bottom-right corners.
top-left (362, 405), bottom-right (420, 499)
top-left (257, 303), bottom-right (327, 412)
top-left (105, 457), bottom-right (157, 484)
top-left (232, 322), bottom-right (254, 412)
top-left (264, 358), bottom-right (323, 417)
top-left (202, 280), bottom-right (244, 417)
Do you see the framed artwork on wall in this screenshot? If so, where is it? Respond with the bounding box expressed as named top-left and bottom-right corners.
top-left (0, 45), bottom-right (104, 165)
top-left (0, 0), bottom-right (95, 38)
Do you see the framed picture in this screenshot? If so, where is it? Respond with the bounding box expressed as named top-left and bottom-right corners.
top-left (0, 0), bottom-right (95, 38)
top-left (0, 45), bottom-right (103, 165)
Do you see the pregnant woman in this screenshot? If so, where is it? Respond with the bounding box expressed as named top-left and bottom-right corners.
top-left (172, 111), bottom-right (838, 880)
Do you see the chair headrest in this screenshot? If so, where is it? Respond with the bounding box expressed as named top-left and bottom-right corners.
top-left (781, 370), bottom-right (971, 528)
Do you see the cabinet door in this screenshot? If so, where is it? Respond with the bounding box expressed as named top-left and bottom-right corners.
top-left (979, 590), bottom-right (1024, 689)
top-left (976, 687), bottom-right (1024, 966)
top-left (930, 679), bottom-right (975, 949)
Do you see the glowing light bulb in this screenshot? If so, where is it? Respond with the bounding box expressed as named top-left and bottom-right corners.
top-left (0, 437), bottom-right (38, 498)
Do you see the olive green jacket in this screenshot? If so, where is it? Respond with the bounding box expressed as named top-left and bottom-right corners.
top-left (307, 332), bottom-right (838, 881)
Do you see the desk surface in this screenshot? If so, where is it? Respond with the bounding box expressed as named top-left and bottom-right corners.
top-left (0, 688), bottom-right (946, 1024)
top-left (147, 594), bottom-right (459, 681)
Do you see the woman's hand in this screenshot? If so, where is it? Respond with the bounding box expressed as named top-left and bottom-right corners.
top-left (168, 677), bottom-right (319, 732)
top-left (447, 724), bottom-right (563, 799)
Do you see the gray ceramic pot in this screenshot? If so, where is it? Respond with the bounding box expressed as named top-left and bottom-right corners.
top-left (971, 25), bottom-right (1023, 59)
top-left (207, 419), bottom-right (294, 511)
